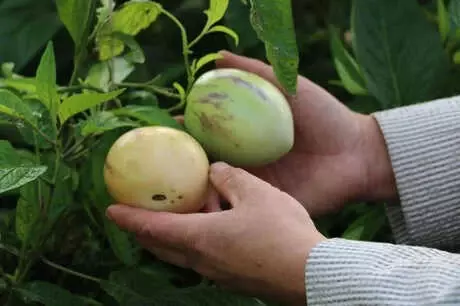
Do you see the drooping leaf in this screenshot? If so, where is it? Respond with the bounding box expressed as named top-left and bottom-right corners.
top-left (80, 111), bottom-right (140, 137)
top-left (193, 53), bottom-right (224, 74)
top-left (329, 25), bottom-right (367, 95)
top-left (0, 0), bottom-right (62, 71)
top-left (96, 1), bottom-right (162, 60)
top-left (208, 25), bottom-right (239, 46)
top-left (58, 89), bottom-right (125, 124)
top-left (35, 41), bottom-right (60, 120)
top-left (351, 0), bottom-right (450, 107)
top-left (247, 0), bottom-right (299, 94)
top-left (111, 105), bottom-right (184, 130)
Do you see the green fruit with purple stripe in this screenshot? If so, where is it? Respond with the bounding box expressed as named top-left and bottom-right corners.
top-left (184, 68), bottom-right (294, 167)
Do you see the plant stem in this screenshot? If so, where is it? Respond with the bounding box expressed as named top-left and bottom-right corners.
top-left (188, 26), bottom-right (209, 49)
top-left (63, 137), bottom-right (88, 159)
top-left (23, 119), bottom-right (57, 146)
top-left (116, 82), bottom-right (181, 99)
top-left (58, 84), bottom-right (106, 94)
top-left (40, 257), bottom-right (102, 283)
top-left (0, 244), bottom-right (19, 257)
top-left (161, 9), bottom-right (194, 89)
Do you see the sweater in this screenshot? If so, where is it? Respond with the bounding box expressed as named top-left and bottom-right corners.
top-left (305, 96), bottom-right (460, 305)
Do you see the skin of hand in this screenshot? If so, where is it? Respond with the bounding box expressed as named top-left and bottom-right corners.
top-left (208, 51), bottom-right (398, 216)
top-left (106, 162), bottom-right (326, 306)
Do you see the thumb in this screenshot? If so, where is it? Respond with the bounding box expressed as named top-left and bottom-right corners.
top-left (209, 162), bottom-right (270, 206)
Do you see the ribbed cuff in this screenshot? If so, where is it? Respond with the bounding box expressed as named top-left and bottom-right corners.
top-left (371, 96), bottom-right (460, 250)
top-left (306, 238), bottom-right (460, 306)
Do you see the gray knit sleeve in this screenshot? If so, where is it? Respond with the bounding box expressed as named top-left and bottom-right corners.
top-left (371, 96), bottom-right (460, 250)
top-left (306, 238), bottom-right (460, 305)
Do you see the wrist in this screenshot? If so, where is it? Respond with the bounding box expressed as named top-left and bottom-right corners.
top-left (358, 114), bottom-right (398, 202)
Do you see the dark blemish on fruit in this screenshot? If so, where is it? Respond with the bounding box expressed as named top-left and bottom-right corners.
top-left (178, 195), bottom-right (184, 199)
top-left (208, 92), bottom-right (228, 99)
top-left (198, 92), bottom-right (228, 109)
top-left (227, 76), bottom-right (268, 101)
top-left (152, 194), bottom-right (167, 201)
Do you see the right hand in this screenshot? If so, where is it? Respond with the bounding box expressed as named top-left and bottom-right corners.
top-left (209, 51), bottom-right (397, 216)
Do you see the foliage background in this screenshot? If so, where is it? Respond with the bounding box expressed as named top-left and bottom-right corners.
top-left (0, 0), bottom-right (459, 305)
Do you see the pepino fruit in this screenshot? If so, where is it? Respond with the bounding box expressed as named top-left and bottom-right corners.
top-left (103, 126), bottom-right (209, 213)
top-left (184, 68), bottom-right (294, 167)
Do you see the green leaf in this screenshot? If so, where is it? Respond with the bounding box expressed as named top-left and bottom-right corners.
top-left (223, 0), bottom-right (259, 52)
top-left (80, 111), bottom-right (140, 137)
top-left (35, 41), bottom-right (60, 120)
top-left (101, 265), bottom-right (262, 306)
top-left (351, 0), bottom-right (450, 107)
top-left (96, 1), bottom-right (162, 60)
top-left (193, 53), bottom-right (224, 74)
top-left (341, 205), bottom-right (387, 241)
top-left (18, 99), bottom-right (58, 150)
top-left (15, 178), bottom-right (50, 244)
top-left (58, 89), bottom-right (125, 124)
top-left (15, 281), bottom-right (87, 306)
top-left (0, 90), bottom-right (40, 130)
top-left (247, 0), bottom-right (299, 94)
top-left (0, 77), bottom-right (38, 94)
top-left (450, 0), bottom-right (460, 29)
top-left (81, 130), bottom-right (141, 266)
top-left (55, 0), bottom-right (93, 50)
top-left (438, 0), bottom-right (450, 42)
top-left (208, 25), bottom-right (239, 46)
top-left (0, 141), bottom-right (47, 195)
top-left (329, 25), bottom-right (367, 95)
top-left (111, 105), bottom-right (184, 130)
top-left (112, 32), bottom-right (146, 64)
top-left (84, 58), bottom-right (135, 92)
top-left (0, 0), bottom-right (62, 71)
top-left (0, 166), bottom-right (47, 196)
top-left (41, 153), bottom-right (74, 224)
top-left (204, 0), bottom-right (229, 28)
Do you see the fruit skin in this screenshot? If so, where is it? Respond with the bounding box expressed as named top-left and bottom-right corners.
top-left (103, 126), bottom-right (209, 213)
top-left (184, 68), bottom-right (294, 167)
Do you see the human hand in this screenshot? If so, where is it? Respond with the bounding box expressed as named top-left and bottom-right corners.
top-left (106, 162), bottom-right (326, 306)
top-left (211, 51), bottom-right (397, 216)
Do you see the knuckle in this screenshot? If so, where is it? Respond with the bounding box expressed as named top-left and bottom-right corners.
top-left (219, 167), bottom-right (242, 188)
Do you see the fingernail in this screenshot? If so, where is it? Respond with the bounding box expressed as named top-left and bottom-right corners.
top-left (210, 162), bottom-right (230, 174)
top-left (105, 205), bottom-right (118, 220)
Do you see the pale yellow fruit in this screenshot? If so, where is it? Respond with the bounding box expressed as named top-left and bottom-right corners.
top-left (103, 126), bottom-right (210, 213)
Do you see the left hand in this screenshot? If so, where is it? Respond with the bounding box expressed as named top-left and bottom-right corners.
top-left (106, 162), bottom-right (326, 305)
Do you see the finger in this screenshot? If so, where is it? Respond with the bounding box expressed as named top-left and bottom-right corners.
top-left (209, 162), bottom-right (270, 205)
top-left (136, 235), bottom-right (198, 269)
top-left (173, 115), bottom-right (184, 125)
top-left (200, 184), bottom-right (223, 213)
top-left (106, 204), bottom-right (205, 249)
